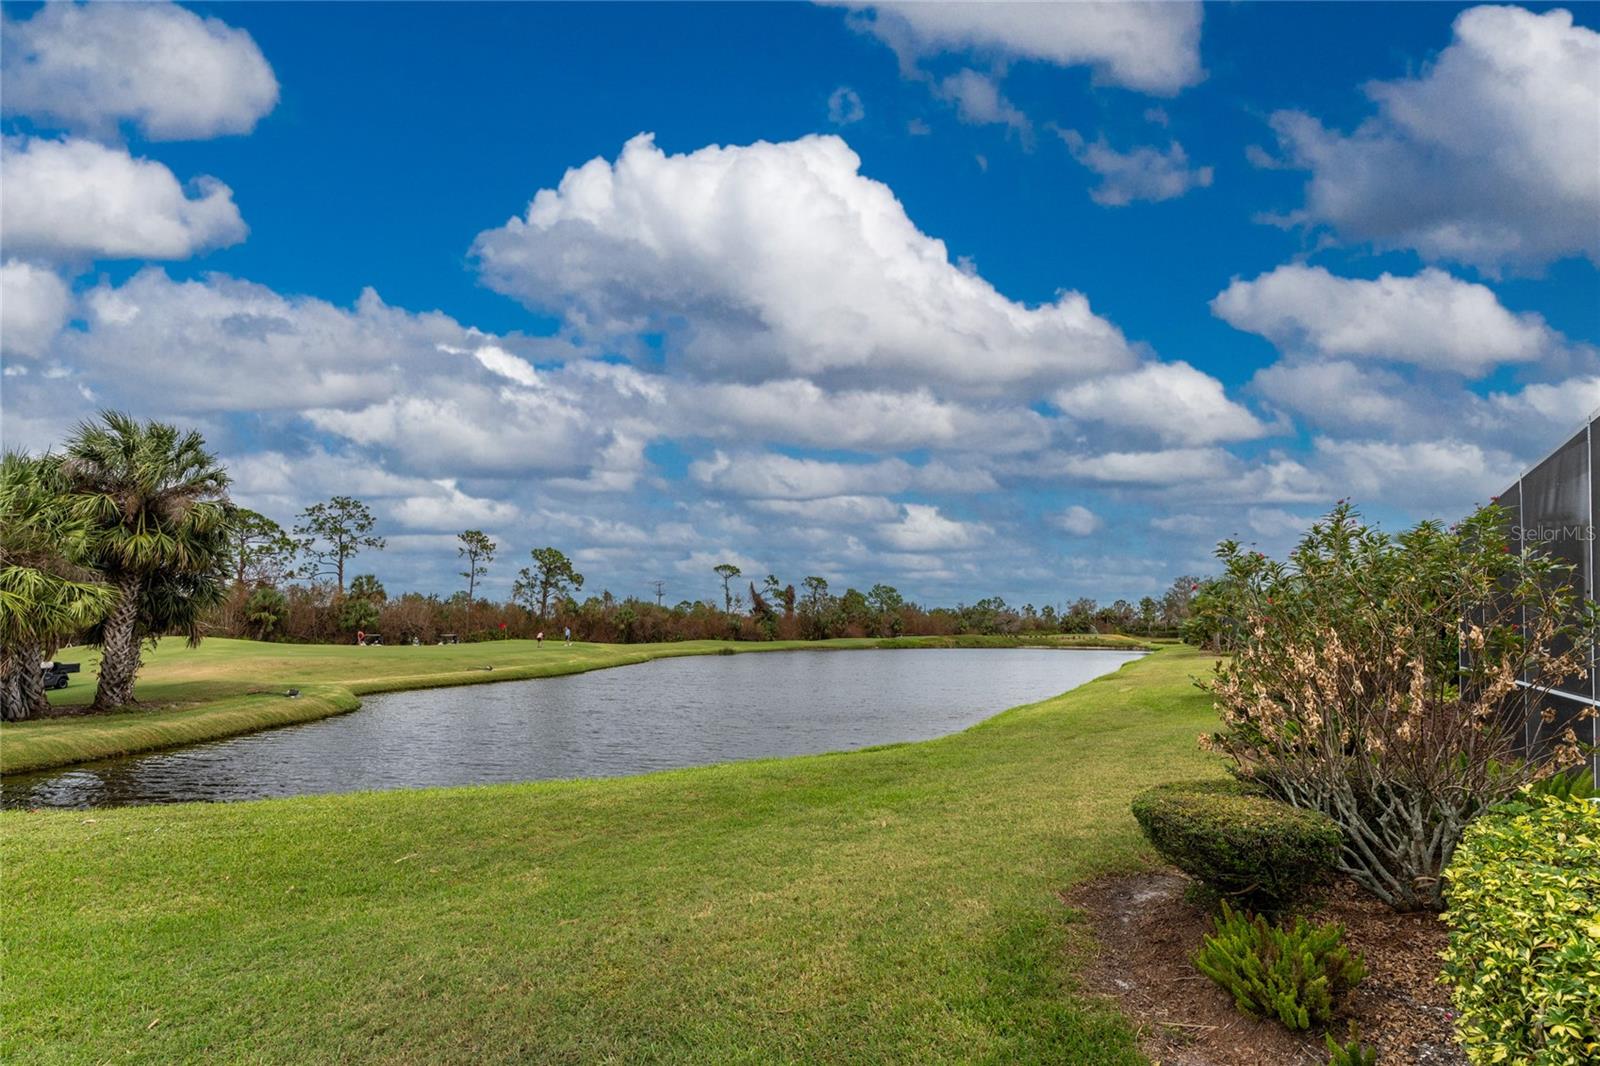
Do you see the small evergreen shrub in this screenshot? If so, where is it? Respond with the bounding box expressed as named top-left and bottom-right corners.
top-left (1192, 901), bottom-right (1366, 1030)
top-left (1530, 766), bottom-right (1600, 802)
top-left (1489, 766), bottom-right (1599, 818)
top-left (1325, 1024), bottom-right (1378, 1066)
top-left (1442, 794), bottom-right (1600, 1066)
top-left (1131, 779), bottom-right (1342, 911)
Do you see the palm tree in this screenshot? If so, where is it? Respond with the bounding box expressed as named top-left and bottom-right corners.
top-left (63, 413), bottom-right (234, 710)
top-left (0, 452), bottom-right (115, 720)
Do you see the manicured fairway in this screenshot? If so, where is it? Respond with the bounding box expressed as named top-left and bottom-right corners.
top-left (1, 633), bottom-right (1151, 774)
top-left (1, 645), bottom-right (1219, 1064)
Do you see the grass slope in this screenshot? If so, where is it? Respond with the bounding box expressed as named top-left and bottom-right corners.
top-left (1, 645), bottom-right (1218, 1064)
top-left (2, 633), bottom-right (1153, 774)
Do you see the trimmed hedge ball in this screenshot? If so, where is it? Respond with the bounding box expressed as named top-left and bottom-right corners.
top-left (1131, 779), bottom-right (1342, 912)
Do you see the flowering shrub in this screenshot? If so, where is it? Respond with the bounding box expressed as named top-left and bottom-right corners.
top-left (1204, 503), bottom-right (1596, 911)
top-left (1442, 795), bottom-right (1600, 1066)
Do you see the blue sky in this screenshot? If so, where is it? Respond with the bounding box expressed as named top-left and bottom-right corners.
top-left (3, 1), bottom-right (1598, 606)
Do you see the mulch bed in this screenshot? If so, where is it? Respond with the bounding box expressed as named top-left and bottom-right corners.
top-left (1064, 872), bottom-right (1465, 1066)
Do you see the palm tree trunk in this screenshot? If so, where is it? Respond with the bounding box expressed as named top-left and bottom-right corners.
top-left (0, 646), bottom-right (21, 722)
top-left (15, 638), bottom-right (49, 719)
top-left (93, 572), bottom-right (143, 710)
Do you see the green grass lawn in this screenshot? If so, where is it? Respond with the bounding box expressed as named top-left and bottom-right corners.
top-left (1, 644), bottom-right (1219, 1064)
top-left (2, 632), bottom-right (1153, 774)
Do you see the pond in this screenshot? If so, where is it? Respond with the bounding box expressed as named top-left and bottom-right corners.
top-left (1, 648), bottom-right (1141, 810)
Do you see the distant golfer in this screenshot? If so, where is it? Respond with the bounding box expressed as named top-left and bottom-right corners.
top-left (536, 630), bottom-right (544, 647)
top-left (356, 629), bottom-right (366, 646)
top-left (563, 626), bottom-right (572, 646)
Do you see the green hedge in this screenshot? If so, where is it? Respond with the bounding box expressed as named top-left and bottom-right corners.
top-left (1131, 779), bottom-right (1342, 912)
top-left (1442, 794), bottom-right (1600, 1066)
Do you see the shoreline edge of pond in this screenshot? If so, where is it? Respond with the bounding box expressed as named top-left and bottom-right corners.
top-left (0, 634), bottom-right (1157, 776)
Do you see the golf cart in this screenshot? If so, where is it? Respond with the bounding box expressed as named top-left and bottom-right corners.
top-left (41, 660), bottom-right (81, 690)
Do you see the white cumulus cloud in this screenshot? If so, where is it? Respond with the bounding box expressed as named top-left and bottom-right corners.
top-left (1484, 376), bottom-right (1600, 430)
top-left (936, 69), bottom-right (1032, 141)
top-left (1311, 437), bottom-right (1524, 510)
top-left (1252, 354), bottom-right (1600, 457)
top-left (1, 0), bottom-right (279, 140)
top-left (670, 378), bottom-right (1049, 453)
top-left (1052, 361), bottom-right (1267, 445)
top-left (752, 495), bottom-right (902, 525)
top-left (1260, 5), bottom-right (1600, 271)
top-left (690, 450), bottom-right (992, 500)
top-left (1057, 130), bottom-right (1213, 206)
top-left (877, 503), bottom-right (989, 551)
top-left (842, 2), bottom-right (1204, 95)
top-left (1049, 505), bottom-right (1103, 536)
top-left (1056, 447), bottom-right (1236, 486)
top-left (1, 137), bottom-right (247, 262)
top-left (471, 133), bottom-right (1138, 395)
top-left (28, 269), bottom-right (649, 483)
top-left (1251, 360), bottom-right (1418, 432)
top-left (1213, 264), bottom-right (1561, 375)
top-left (389, 481), bottom-right (523, 530)
top-left (0, 260), bottom-right (72, 358)
top-left (62, 269), bottom-right (469, 411)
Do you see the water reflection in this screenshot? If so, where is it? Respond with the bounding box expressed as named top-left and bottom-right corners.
top-left (2, 648), bottom-right (1139, 809)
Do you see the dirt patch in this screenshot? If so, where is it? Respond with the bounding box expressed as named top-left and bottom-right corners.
top-left (1064, 872), bottom-right (1464, 1066)
top-left (39, 703), bottom-right (108, 718)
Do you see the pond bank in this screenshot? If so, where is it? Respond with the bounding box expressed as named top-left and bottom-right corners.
top-left (5, 648), bottom-right (1143, 808)
top-left (0, 633), bottom-right (1154, 775)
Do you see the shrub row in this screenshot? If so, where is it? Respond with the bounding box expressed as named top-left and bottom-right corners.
top-left (1131, 779), bottom-right (1342, 912)
top-left (1442, 794), bottom-right (1600, 1066)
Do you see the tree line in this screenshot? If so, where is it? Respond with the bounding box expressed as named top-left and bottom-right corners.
top-left (219, 523), bottom-right (1199, 649)
top-left (2, 412), bottom-right (1198, 721)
